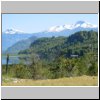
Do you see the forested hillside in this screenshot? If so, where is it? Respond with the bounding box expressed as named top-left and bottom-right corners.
top-left (19, 31), bottom-right (98, 61)
top-left (15, 31), bottom-right (98, 79)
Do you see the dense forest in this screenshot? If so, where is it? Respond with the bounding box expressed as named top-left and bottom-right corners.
top-left (19, 31), bottom-right (98, 61)
top-left (2, 31), bottom-right (98, 80)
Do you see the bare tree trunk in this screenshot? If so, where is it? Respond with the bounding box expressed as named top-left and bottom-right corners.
top-left (6, 54), bottom-right (9, 74)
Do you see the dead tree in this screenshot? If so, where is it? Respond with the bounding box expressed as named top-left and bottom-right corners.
top-left (6, 54), bottom-right (9, 74)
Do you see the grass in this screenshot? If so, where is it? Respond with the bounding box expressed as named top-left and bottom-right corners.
top-left (2, 75), bottom-right (98, 86)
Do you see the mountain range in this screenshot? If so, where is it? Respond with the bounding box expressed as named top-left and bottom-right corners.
top-left (30, 21), bottom-right (98, 37)
top-left (2, 30), bottom-right (34, 52)
top-left (2, 21), bottom-right (98, 54)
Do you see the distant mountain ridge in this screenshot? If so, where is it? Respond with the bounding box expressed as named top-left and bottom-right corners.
top-left (2, 32), bottom-right (34, 52)
top-left (3, 28), bottom-right (24, 34)
top-left (5, 36), bottom-right (37, 54)
top-left (2, 21), bottom-right (98, 54)
top-left (47, 21), bottom-right (97, 32)
top-left (29, 21), bottom-right (98, 37)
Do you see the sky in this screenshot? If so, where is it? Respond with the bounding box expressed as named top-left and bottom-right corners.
top-left (2, 14), bottom-right (98, 33)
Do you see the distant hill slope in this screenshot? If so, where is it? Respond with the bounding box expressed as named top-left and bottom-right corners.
top-left (5, 36), bottom-right (37, 54)
top-left (2, 32), bottom-right (34, 52)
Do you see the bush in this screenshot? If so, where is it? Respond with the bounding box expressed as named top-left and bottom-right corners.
top-left (87, 62), bottom-right (98, 76)
top-left (14, 64), bottom-right (29, 78)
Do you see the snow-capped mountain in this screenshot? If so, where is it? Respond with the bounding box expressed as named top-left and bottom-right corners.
top-left (2, 21), bottom-right (98, 53)
top-left (31, 21), bottom-right (98, 38)
top-left (4, 28), bottom-right (24, 34)
top-left (2, 29), bottom-right (34, 52)
top-left (47, 21), bottom-right (97, 32)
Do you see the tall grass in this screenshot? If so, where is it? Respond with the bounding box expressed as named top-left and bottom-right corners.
top-left (2, 75), bottom-right (98, 86)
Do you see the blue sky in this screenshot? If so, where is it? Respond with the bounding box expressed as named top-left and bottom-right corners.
top-left (2, 14), bottom-right (98, 33)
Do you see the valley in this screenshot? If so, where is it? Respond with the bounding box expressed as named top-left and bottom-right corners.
top-left (2, 21), bottom-right (98, 86)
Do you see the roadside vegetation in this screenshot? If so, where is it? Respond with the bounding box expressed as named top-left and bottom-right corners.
top-left (2, 31), bottom-right (98, 86)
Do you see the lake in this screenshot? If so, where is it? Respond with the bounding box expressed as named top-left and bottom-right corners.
top-left (2, 56), bottom-right (20, 65)
top-left (2, 55), bottom-right (31, 65)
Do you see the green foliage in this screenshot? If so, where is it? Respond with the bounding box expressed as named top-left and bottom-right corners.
top-left (19, 31), bottom-right (98, 61)
top-left (29, 61), bottom-right (43, 79)
top-left (14, 64), bottom-right (29, 78)
top-left (2, 64), bottom-right (29, 78)
top-left (2, 31), bottom-right (98, 80)
top-left (87, 62), bottom-right (98, 76)
top-left (19, 36), bottom-right (66, 61)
